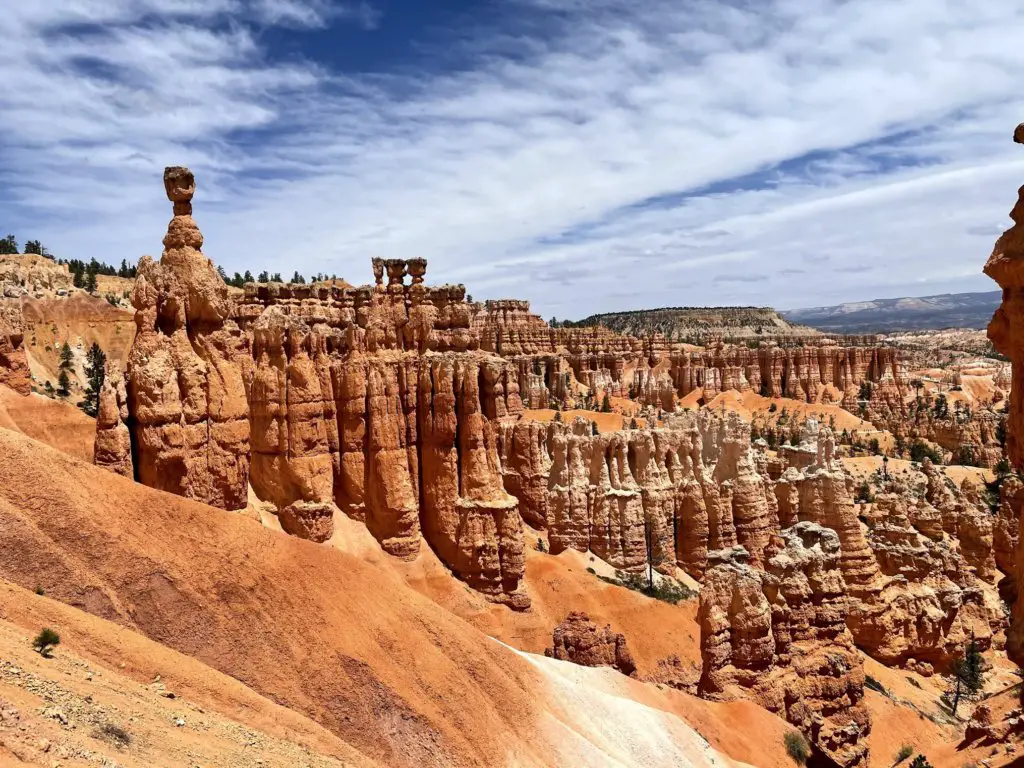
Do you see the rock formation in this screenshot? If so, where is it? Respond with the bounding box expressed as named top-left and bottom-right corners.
top-left (986, 123), bottom-right (1024, 664)
top-left (93, 375), bottom-right (133, 477)
top-left (98, 169), bottom-right (531, 609)
top-left (668, 339), bottom-right (905, 405)
top-left (0, 253), bottom-right (73, 296)
top-left (473, 299), bottom-right (903, 411)
top-left (500, 410), bottom-right (777, 577)
top-left (698, 525), bottom-right (870, 768)
top-left (545, 611), bottom-right (637, 677)
top-left (995, 475), bottom-right (1022, 584)
top-left (237, 271), bottom-right (530, 607)
top-left (0, 299), bottom-right (30, 395)
top-left (122, 167), bottom-right (251, 510)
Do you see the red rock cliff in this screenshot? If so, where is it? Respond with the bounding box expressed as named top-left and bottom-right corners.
top-left (985, 123), bottom-right (1024, 663)
top-left (0, 299), bottom-right (30, 395)
top-left (124, 167), bottom-right (251, 509)
top-left (698, 524), bottom-right (870, 768)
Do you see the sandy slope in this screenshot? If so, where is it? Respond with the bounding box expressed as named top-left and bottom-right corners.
top-left (0, 426), bottom-right (756, 768)
top-left (0, 387), bottom-right (96, 462)
top-left (20, 293), bottom-right (135, 394)
top-left (697, 389), bottom-right (877, 431)
top-left (0, 581), bottom-right (358, 767)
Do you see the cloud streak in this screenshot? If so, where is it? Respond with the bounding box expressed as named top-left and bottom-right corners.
top-left (1, 0), bottom-right (1022, 318)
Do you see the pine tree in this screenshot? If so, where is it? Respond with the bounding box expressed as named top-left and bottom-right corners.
top-left (601, 392), bottom-right (612, 413)
top-left (79, 343), bottom-right (106, 417)
top-left (909, 756), bottom-right (933, 768)
top-left (0, 234), bottom-right (19, 254)
top-left (947, 638), bottom-right (984, 716)
top-left (292, 271), bottom-right (305, 284)
top-left (57, 369), bottom-right (71, 398)
top-left (56, 342), bottom-right (74, 398)
top-left (59, 342), bottom-right (73, 371)
top-left (217, 266), bottom-right (228, 281)
top-left (85, 270), bottom-right (97, 293)
top-left (243, 270), bottom-right (253, 283)
top-left (119, 259), bottom-right (129, 278)
top-left (271, 272), bottom-right (282, 282)
top-left (72, 267), bottom-right (84, 288)
top-left (258, 270), bottom-right (269, 283)
top-left (24, 239), bottom-right (42, 255)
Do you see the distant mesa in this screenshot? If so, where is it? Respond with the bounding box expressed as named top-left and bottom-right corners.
top-left (567, 306), bottom-right (815, 343)
top-left (782, 290), bottom-right (1002, 333)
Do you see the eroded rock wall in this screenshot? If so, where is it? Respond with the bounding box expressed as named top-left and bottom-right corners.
top-left (669, 339), bottom-right (905, 405)
top-left (123, 167), bottom-right (251, 510)
top-left (985, 123), bottom-right (1024, 664)
top-left (698, 525), bottom-right (870, 768)
top-left (0, 299), bottom-right (30, 395)
top-left (498, 410), bottom-right (776, 577)
top-left (97, 170), bottom-right (531, 608)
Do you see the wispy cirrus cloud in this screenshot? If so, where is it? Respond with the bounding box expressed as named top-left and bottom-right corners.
top-left (1, 0), bottom-right (1022, 318)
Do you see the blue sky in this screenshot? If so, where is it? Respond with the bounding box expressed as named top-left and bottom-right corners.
top-left (2, 0), bottom-right (1023, 318)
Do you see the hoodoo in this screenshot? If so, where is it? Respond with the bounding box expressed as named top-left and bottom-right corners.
top-left (98, 168), bottom-right (531, 609)
top-left (985, 123), bottom-right (1024, 662)
top-left (0, 299), bottom-right (30, 396)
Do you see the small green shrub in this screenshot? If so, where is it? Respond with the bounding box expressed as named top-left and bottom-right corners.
top-left (895, 744), bottom-right (914, 763)
top-left (784, 730), bottom-right (810, 765)
top-left (32, 627), bottom-right (60, 657)
top-left (597, 570), bottom-right (694, 604)
top-left (908, 756), bottom-right (933, 768)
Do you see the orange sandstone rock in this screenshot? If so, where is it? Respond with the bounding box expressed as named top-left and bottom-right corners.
top-left (93, 375), bottom-right (133, 477)
top-left (125, 167), bottom-right (251, 510)
top-left (698, 524), bottom-right (870, 768)
top-left (545, 611), bottom-right (637, 677)
top-left (0, 300), bottom-right (30, 396)
top-left (984, 125), bottom-right (1024, 664)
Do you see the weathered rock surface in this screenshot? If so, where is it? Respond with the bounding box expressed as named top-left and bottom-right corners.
top-left (0, 253), bottom-right (73, 296)
top-left (499, 410), bottom-right (775, 578)
top-left (995, 475), bottom-right (1022, 580)
top-left (0, 299), bottom-right (30, 395)
top-left (100, 168), bottom-right (530, 608)
top-left (698, 525), bottom-right (870, 768)
top-left (668, 338), bottom-right (904, 405)
top-left (473, 299), bottom-right (902, 411)
top-left (124, 167), bottom-right (251, 510)
top-left (238, 272), bottom-right (531, 607)
top-left (93, 375), bottom-right (133, 477)
top-left (495, 409), bottom-right (1002, 664)
top-left (984, 125), bottom-right (1024, 664)
top-left (278, 500), bottom-right (335, 543)
top-left (545, 611), bottom-right (637, 677)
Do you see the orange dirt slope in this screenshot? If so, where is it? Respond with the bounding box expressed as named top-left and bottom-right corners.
top-left (0, 426), bottom-right (764, 768)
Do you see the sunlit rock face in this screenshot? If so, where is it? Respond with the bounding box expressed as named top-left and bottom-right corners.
top-left (98, 170), bottom-right (530, 609)
top-left (698, 526), bottom-right (870, 768)
top-left (0, 300), bottom-right (30, 396)
top-left (985, 124), bottom-right (1024, 663)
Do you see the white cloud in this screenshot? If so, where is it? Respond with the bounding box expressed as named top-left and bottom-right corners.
top-left (1, 0), bottom-right (1022, 318)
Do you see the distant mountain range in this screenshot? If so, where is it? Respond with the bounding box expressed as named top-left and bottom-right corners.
top-left (781, 291), bottom-right (1001, 333)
